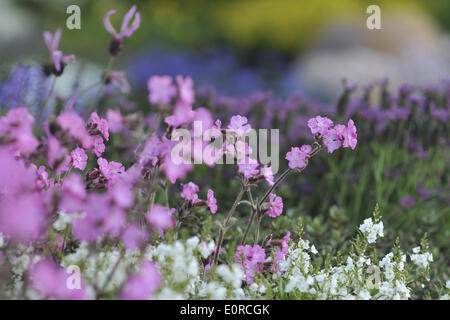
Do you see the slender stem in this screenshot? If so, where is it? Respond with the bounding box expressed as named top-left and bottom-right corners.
top-left (240, 189), bottom-right (256, 245)
top-left (37, 76), bottom-right (57, 126)
top-left (258, 168), bottom-right (292, 207)
top-left (97, 250), bottom-right (125, 298)
top-left (164, 181), bottom-right (170, 208)
top-left (212, 186), bottom-right (246, 266)
top-left (254, 214), bottom-right (261, 245)
top-left (87, 56), bottom-right (115, 116)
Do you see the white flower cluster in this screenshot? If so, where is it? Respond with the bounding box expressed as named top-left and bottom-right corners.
top-left (359, 218), bottom-right (384, 244)
top-left (410, 247), bottom-right (433, 269)
top-left (145, 236), bottom-right (246, 299)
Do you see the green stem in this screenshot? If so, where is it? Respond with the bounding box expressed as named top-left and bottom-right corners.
top-left (212, 186), bottom-right (246, 266)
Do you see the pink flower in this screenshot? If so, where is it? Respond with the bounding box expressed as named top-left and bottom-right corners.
top-left (103, 6), bottom-right (140, 40)
top-left (56, 110), bottom-right (92, 149)
top-left (147, 75), bottom-right (177, 105)
top-left (261, 165), bottom-right (274, 186)
top-left (121, 225), bottom-right (148, 251)
top-left (71, 147), bottom-right (88, 170)
top-left (272, 231), bottom-right (291, 272)
top-left (307, 116), bottom-right (334, 135)
top-left (238, 162), bottom-right (259, 179)
top-left (43, 28), bottom-right (75, 73)
top-left (176, 75), bottom-right (195, 106)
top-left (47, 135), bottom-right (71, 174)
top-left (266, 193), bottom-right (283, 218)
top-left (285, 147), bottom-right (307, 169)
top-left (342, 119), bottom-right (357, 150)
top-left (33, 165), bottom-right (51, 190)
top-left (120, 261), bottom-right (161, 300)
top-left (92, 135), bottom-right (106, 157)
top-left (300, 144), bottom-right (312, 156)
top-left (0, 193), bottom-right (47, 243)
top-left (180, 182), bottom-right (200, 203)
top-left (89, 112), bottom-right (109, 141)
top-left (146, 205), bottom-right (175, 235)
top-left (106, 109), bottom-right (124, 133)
top-left (29, 259), bottom-right (86, 299)
top-left (323, 129), bottom-right (342, 153)
top-left (235, 245), bottom-right (266, 284)
top-left (161, 153), bottom-right (193, 184)
top-left (207, 189), bottom-right (218, 214)
top-left (1, 107), bottom-right (39, 155)
top-left (228, 115), bottom-right (251, 137)
top-left (97, 157), bottom-right (125, 186)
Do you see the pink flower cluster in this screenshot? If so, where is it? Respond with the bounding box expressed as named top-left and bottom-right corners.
top-left (308, 116), bottom-right (357, 153)
top-left (235, 244), bottom-right (266, 284)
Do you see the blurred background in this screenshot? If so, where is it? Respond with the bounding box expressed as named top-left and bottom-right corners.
top-left (1, 0), bottom-right (450, 100)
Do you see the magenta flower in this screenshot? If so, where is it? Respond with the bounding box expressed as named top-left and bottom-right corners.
top-left (228, 115), bottom-right (252, 137)
top-left (34, 165), bottom-right (51, 190)
top-left (265, 193), bottom-right (283, 218)
top-left (147, 75), bottom-right (177, 105)
top-left (307, 116), bottom-right (334, 135)
top-left (1, 107), bottom-right (39, 155)
top-left (71, 147), bottom-right (88, 171)
top-left (29, 259), bottom-right (86, 300)
top-left (161, 153), bottom-right (193, 184)
top-left (238, 162), bottom-right (260, 179)
top-left (106, 109), bottom-right (124, 133)
top-left (207, 189), bottom-right (218, 214)
top-left (323, 129), bottom-right (342, 153)
top-left (103, 6), bottom-right (141, 40)
top-left (261, 165), bottom-right (274, 186)
top-left (97, 157), bottom-right (124, 186)
top-left (89, 112), bottom-right (109, 141)
top-left (92, 135), bottom-right (106, 157)
top-left (120, 261), bottom-right (161, 300)
top-left (121, 225), bottom-right (148, 251)
top-left (43, 28), bottom-right (75, 74)
top-left (146, 205), bottom-right (175, 235)
top-left (342, 119), bottom-right (358, 150)
top-left (176, 75), bottom-right (195, 106)
top-left (47, 135), bottom-right (71, 174)
top-left (180, 182), bottom-right (200, 203)
top-left (56, 110), bottom-right (92, 149)
top-left (235, 245), bottom-right (266, 284)
top-left (285, 147), bottom-right (307, 169)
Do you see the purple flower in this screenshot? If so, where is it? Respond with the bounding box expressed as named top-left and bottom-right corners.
top-left (261, 165), bottom-right (274, 186)
top-left (147, 75), bottom-right (177, 105)
top-left (97, 157), bottom-right (125, 186)
top-left (120, 261), bottom-right (161, 300)
top-left (103, 6), bottom-right (141, 40)
top-left (400, 196), bottom-right (415, 209)
top-left (146, 205), bottom-right (175, 236)
top-left (238, 162), bottom-right (259, 179)
top-left (176, 75), bottom-right (195, 106)
top-left (265, 193), bottom-right (283, 218)
top-left (1, 107), bottom-right (39, 155)
top-left (180, 182), bottom-right (200, 203)
top-left (56, 110), bottom-right (92, 149)
top-left (235, 245), bottom-right (266, 284)
top-left (89, 112), bottom-right (109, 141)
top-left (29, 259), bottom-right (86, 300)
top-left (121, 225), bottom-right (148, 251)
top-left (71, 147), bottom-right (88, 171)
top-left (285, 147), bottom-right (307, 169)
top-left (323, 129), bottom-right (342, 154)
top-left (342, 119), bottom-right (357, 150)
top-left (207, 189), bottom-right (218, 214)
top-left (307, 116), bottom-right (334, 135)
top-left (106, 109), bottom-right (124, 133)
top-left (43, 28), bottom-right (75, 73)
top-left (228, 115), bottom-right (252, 137)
